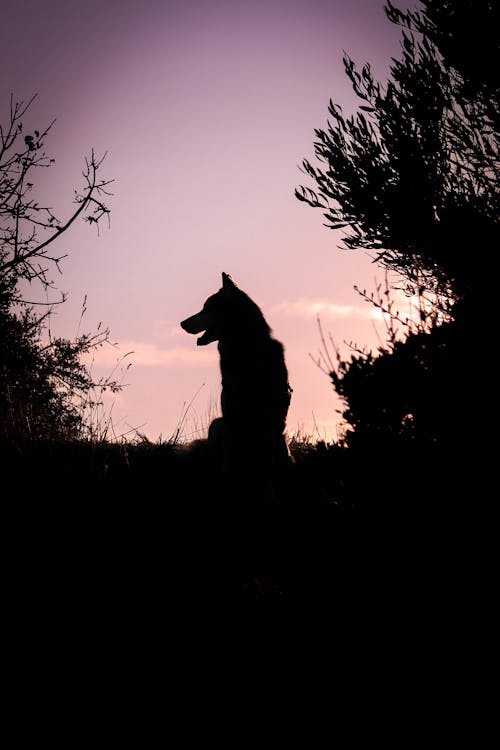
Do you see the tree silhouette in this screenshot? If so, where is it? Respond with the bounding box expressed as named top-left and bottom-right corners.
top-left (296, 0), bottom-right (499, 302)
top-left (0, 95), bottom-right (120, 440)
top-left (296, 1), bottom-right (497, 506)
top-left (0, 95), bottom-right (112, 295)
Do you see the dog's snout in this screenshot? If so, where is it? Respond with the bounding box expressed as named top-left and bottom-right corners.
top-left (181, 308), bottom-right (218, 346)
top-left (181, 310), bottom-right (210, 335)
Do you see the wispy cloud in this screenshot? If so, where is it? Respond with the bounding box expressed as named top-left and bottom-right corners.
top-left (151, 319), bottom-right (186, 339)
top-left (272, 297), bottom-right (380, 320)
top-left (86, 340), bottom-right (218, 368)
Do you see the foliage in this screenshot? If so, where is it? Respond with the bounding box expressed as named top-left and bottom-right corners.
top-left (296, 0), bottom-right (499, 299)
top-left (315, 286), bottom-right (461, 447)
top-left (297, 1), bottom-right (497, 467)
top-left (0, 95), bottom-right (118, 441)
top-left (0, 283), bottom-right (123, 440)
top-left (311, 276), bottom-right (451, 441)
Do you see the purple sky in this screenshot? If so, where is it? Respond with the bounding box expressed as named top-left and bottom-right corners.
top-left (1, 0), bottom-right (416, 441)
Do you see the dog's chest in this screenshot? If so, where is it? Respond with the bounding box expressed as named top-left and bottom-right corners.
top-left (220, 357), bottom-right (267, 393)
top-left (218, 339), bottom-right (287, 396)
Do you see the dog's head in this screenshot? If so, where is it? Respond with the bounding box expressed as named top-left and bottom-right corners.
top-left (180, 272), bottom-right (237, 346)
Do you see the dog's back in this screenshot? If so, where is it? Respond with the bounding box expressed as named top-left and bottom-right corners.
top-left (219, 335), bottom-right (290, 435)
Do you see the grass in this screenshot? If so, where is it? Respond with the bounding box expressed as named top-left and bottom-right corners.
top-left (8, 434), bottom-right (358, 623)
top-left (7, 416), bottom-right (470, 636)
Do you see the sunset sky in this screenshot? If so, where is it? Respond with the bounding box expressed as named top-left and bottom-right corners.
top-left (1, 0), bottom-right (417, 442)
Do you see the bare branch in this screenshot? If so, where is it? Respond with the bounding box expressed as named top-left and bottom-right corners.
top-left (1, 97), bottom-right (112, 295)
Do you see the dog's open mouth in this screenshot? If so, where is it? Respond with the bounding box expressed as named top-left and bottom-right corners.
top-left (181, 313), bottom-right (218, 346)
top-left (195, 328), bottom-right (217, 346)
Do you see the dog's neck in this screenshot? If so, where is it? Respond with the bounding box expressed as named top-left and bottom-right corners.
top-left (218, 333), bottom-right (272, 357)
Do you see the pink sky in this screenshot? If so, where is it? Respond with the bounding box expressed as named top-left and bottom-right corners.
top-left (1, 0), bottom-right (415, 442)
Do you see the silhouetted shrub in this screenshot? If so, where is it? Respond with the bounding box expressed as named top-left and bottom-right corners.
top-left (0, 95), bottom-right (118, 440)
top-left (333, 322), bottom-right (463, 446)
top-left (297, 1), bottom-right (495, 508)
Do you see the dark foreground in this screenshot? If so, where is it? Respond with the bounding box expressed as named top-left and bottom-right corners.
top-left (5, 437), bottom-right (475, 635)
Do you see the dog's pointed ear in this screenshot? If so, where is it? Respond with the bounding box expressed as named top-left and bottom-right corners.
top-left (222, 272), bottom-right (237, 292)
